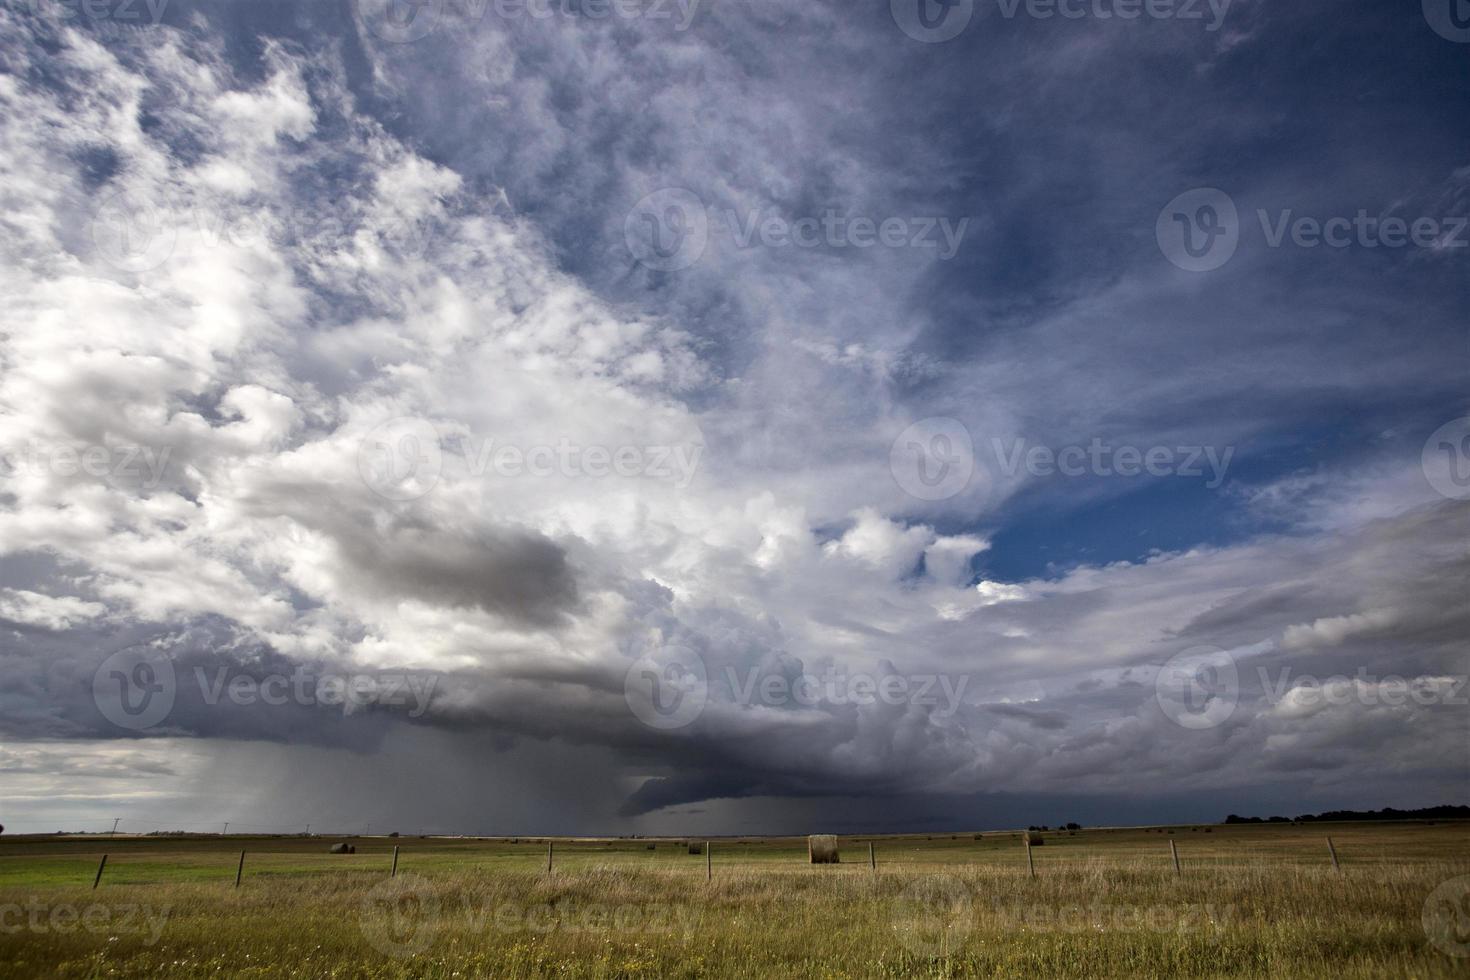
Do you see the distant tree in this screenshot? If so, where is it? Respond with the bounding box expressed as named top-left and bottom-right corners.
top-left (1065, 822), bottom-right (1081, 831)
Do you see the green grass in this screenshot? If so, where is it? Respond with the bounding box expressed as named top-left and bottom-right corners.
top-left (1, 822), bottom-right (1467, 977)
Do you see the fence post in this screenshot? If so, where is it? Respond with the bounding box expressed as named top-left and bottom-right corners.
top-left (235, 850), bottom-right (246, 888)
top-left (1170, 839), bottom-right (1181, 875)
top-left (1025, 838), bottom-right (1034, 878)
top-left (92, 854), bottom-right (108, 889)
top-left (391, 845), bottom-right (400, 878)
top-left (546, 840), bottom-right (553, 875)
top-left (706, 842), bottom-right (711, 882)
top-left (1326, 837), bottom-right (1341, 873)
top-left (868, 841), bottom-right (876, 872)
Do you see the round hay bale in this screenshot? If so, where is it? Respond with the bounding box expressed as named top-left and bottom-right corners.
top-left (686, 841), bottom-right (704, 855)
top-left (808, 834), bottom-right (840, 864)
top-left (329, 842), bottom-right (352, 854)
top-left (1022, 831), bottom-right (1044, 847)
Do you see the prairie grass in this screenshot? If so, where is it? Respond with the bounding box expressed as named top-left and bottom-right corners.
top-left (1, 822), bottom-right (1466, 978)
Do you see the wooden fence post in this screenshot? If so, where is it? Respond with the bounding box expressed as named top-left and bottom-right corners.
top-left (546, 840), bottom-right (553, 874)
top-left (391, 845), bottom-right (400, 878)
top-left (706, 842), bottom-right (711, 882)
top-left (92, 854), bottom-right (108, 889)
top-left (1326, 837), bottom-right (1341, 873)
top-left (235, 850), bottom-right (246, 888)
top-left (868, 842), bottom-right (876, 871)
top-left (1025, 838), bottom-right (1034, 878)
top-left (1170, 839), bottom-right (1181, 875)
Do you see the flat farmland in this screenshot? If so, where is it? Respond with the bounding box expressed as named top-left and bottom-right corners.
top-left (0, 821), bottom-right (1467, 978)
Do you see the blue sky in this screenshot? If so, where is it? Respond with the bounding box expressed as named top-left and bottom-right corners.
top-left (0, 0), bottom-right (1465, 835)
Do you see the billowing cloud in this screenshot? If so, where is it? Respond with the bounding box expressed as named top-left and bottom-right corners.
top-left (0, 1), bottom-right (1465, 834)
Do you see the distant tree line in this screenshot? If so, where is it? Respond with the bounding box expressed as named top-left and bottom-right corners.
top-left (1224, 804), bottom-right (1469, 824)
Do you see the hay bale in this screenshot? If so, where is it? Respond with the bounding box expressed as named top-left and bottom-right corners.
top-left (687, 841), bottom-right (704, 855)
top-left (808, 834), bottom-right (840, 864)
top-left (1022, 831), bottom-right (1044, 847)
top-left (329, 842), bottom-right (352, 854)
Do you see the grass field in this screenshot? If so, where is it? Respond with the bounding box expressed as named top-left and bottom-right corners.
top-left (1, 821), bottom-right (1467, 977)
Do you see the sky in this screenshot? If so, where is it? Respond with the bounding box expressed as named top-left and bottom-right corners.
top-left (0, 0), bottom-right (1466, 837)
